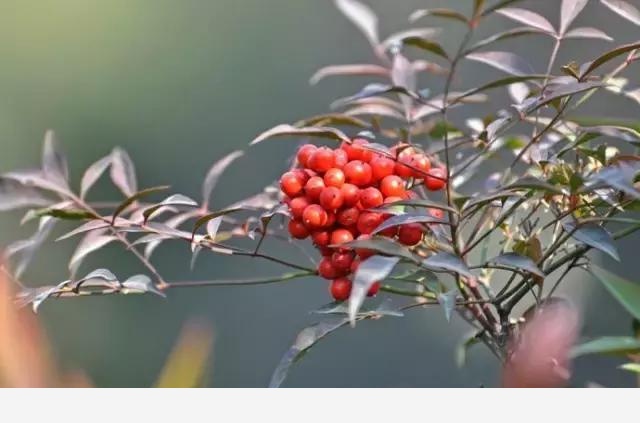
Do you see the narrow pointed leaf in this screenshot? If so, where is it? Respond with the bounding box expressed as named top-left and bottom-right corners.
top-left (580, 41), bottom-right (640, 78)
top-left (309, 64), bottom-right (388, 85)
top-left (42, 130), bottom-right (69, 187)
top-left (496, 8), bottom-right (555, 33)
top-left (334, 0), bottom-right (379, 47)
top-left (111, 186), bottom-right (170, 224)
top-left (110, 147), bottom-right (137, 197)
top-left (601, 0), bottom-right (640, 26)
top-left (69, 233), bottom-right (117, 275)
top-left (422, 252), bottom-right (473, 279)
top-left (371, 213), bottom-right (446, 236)
top-left (591, 265), bottom-right (640, 320)
top-left (339, 237), bottom-right (418, 262)
top-left (571, 336), bottom-right (640, 358)
top-left (250, 124), bottom-right (350, 145)
top-left (560, 0), bottom-right (589, 34)
top-left (402, 37), bottom-right (449, 60)
top-left (202, 150), bottom-right (244, 207)
top-left (564, 27), bottom-right (613, 41)
top-left (563, 221), bottom-right (620, 261)
top-left (143, 194), bottom-right (198, 223)
top-left (349, 255), bottom-right (399, 325)
top-left (488, 252), bottom-right (544, 277)
top-left (80, 156), bottom-right (111, 199)
top-left (0, 178), bottom-right (51, 211)
top-left (466, 27), bottom-right (541, 53)
top-left (121, 274), bottom-right (165, 297)
top-left (191, 207), bottom-right (244, 240)
top-left (409, 8), bottom-right (468, 24)
top-left (437, 291), bottom-right (457, 322)
top-left (466, 51), bottom-right (535, 76)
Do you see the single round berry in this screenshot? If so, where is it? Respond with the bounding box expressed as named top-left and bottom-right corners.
top-left (380, 175), bottom-right (406, 198)
top-left (337, 207), bottom-right (360, 227)
top-left (324, 211), bottom-right (337, 228)
top-left (340, 183), bottom-right (360, 206)
top-left (330, 228), bottom-right (354, 247)
top-left (429, 208), bottom-right (445, 220)
top-left (370, 156), bottom-right (395, 181)
top-left (311, 230), bottom-right (331, 247)
top-left (425, 167), bottom-right (447, 191)
top-left (304, 176), bottom-right (325, 201)
top-left (367, 282), bottom-right (380, 297)
top-left (288, 220), bottom-right (309, 239)
top-left (318, 257), bottom-right (339, 280)
top-left (408, 154), bottom-right (431, 179)
top-left (357, 212), bottom-right (384, 235)
top-left (331, 251), bottom-right (354, 272)
top-left (344, 160), bottom-right (373, 187)
top-left (350, 257), bottom-right (361, 273)
top-left (291, 168), bottom-right (310, 184)
top-left (324, 168), bottom-right (345, 188)
top-left (394, 148), bottom-right (415, 178)
top-left (308, 147), bottom-right (335, 173)
top-left (319, 186), bottom-right (344, 211)
top-left (289, 196), bottom-right (311, 220)
top-left (330, 277), bottom-right (353, 301)
top-left (359, 187), bottom-right (384, 209)
top-left (319, 246), bottom-right (333, 257)
top-left (302, 204), bottom-right (328, 229)
top-left (296, 144), bottom-right (317, 167)
top-left (398, 223), bottom-right (424, 246)
top-left (342, 138), bottom-right (373, 162)
top-left (334, 148), bottom-right (348, 168)
top-left (280, 171), bottom-right (304, 197)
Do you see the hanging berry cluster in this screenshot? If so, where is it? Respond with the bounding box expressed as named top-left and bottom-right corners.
top-left (279, 138), bottom-right (447, 301)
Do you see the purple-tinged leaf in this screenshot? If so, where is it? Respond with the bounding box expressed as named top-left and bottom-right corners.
top-left (339, 237), bottom-right (418, 262)
top-left (331, 83), bottom-right (419, 109)
top-left (526, 81), bottom-right (603, 113)
top-left (382, 28), bottom-right (442, 51)
top-left (111, 186), bottom-right (170, 224)
top-left (0, 178), bottom-right (51, 211)
top-left (191, 207), bottom-right (244, 240)
top-left (402, 37), bottom-right (449, 60)
top-left (409, 8), bottom-right (468, 24)
top-left (481, 0), bottom-right (528, 17)
top-left (496, 8), bottom-right (556, 34)
top-left (202, 150), bottom-right (244, 208)
top-left (371, 213), bottom-right (446, 236)
top-left (349, 255), bottom-right (399, 325)
top-left (41, 130), bottom-right (69, 188)
top-left (334, 0), bottom-right (379, 48)
top-left (466, 51), bottom-right (535, 76)
top-left (563, 221), bottom-right (620, 261)
top-left (5, 217), bottom-right (56, 278)
top-left (309, 64), bottom-right (388, 85)
top-left (121, 274), bottom-right (165, 297)
top-left (601, 0), bottom-right (640, 26)
top-left (25, 280), bottom-right (71, 313)
top-left (80, 156), bottom-right (112, 199)
top-left (422, 252), bottom-right (474, 279)
top-left (56, 218), bottom-right (128, 241)
top-left (580, 41), bottom-right (640, 78)
top-left (488, 253), bottom-right (544, 277)
top-left (143, 194), bottom-right (198, 223)
top-left (3, 169), bottom-right (72, 197)
top-left (560, 0), bottom-right (589, 34)
top-left (110, 147), bottom-right (137, 197)
top-left (453, 75), bottom-right (545, 105)
top-left (564, 27), bottom-right (613, 41)
top-left (69, 232), bottom-right (117, 276)
top-left (249, 124), bottom-right (350, 145)
top-left (294, 113), bottom-right (371, 129)
top-left (466, 27), bottom-right (541, 54)
top-left (345, 104), bottom-right (405, 121)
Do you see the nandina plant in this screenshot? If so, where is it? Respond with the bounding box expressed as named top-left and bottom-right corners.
top-left (2, 0), bottom-right (640, 387)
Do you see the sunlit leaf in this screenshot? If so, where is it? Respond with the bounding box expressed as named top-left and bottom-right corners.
top-left (564, 27), bottom-right (613, 41)
top-left (250, 124), bottom-right (350, 145)
top-left (619, 363), bottom-right (640, 373)
top-left (191, 207), bottom-right (244, 240)
top-left (334, 0), bottom-right (379, 48)
top-left (110, 147), bottom-right (137, 197)
top-left (422, 252), bottom-right (474, 279)
top-left (143, 194), bottom-right (198, 223)
top-left (0, 178), bottom-right (51, 211)
top-left (571, 336), bottom-right (640, 357)
top-left (409, 8), bottom-right (468, 24)
top-left (601, 0), bottom-right (640, 26)
top-left (526, 81), bottom-right (603, 113)
top-left (121, 274), bottom-right (165, 297)
top-left (466, 51), bottom-right (535, 76)
top-left (80, 156), bottom-right (111, 199)
top-left (331, 83), bottom-right (419, 109)
top-left (563, 221), bottom-right (619, 261)
top-left (402, 37), bottom-right (449, 60)
top-left (5, 217), bottom-right (56, 278)
top-left (560, 0), bottom-right (588, 34)
top-left (371, 213), bottom-right (446, 236)
top-left (349, 255), bottom-right (399, 325)
top-left (41, 130), bottom-right (69, 189)
top-left (453, 75), bottom-right (545, 105)
top-left (294, 113), bottom-right (371, 129)
top-left (496, 8), bottom-right (555, 34)
top-left (466, 27), bottom-right (541, 54)
top-left (199, 150), bottom-right (244, 210)
top-left (488, 252), bottom-right (544, 277)
top-left (340, 237), bottom-right (418, 262)
top-left (111, 186), bottom-right (170, 224)
top-left (69, 232), bottom-right (117, 276)
top-left (591, 265), bottom-right (640, 320)
top-left (580, 40), bottom-right (640, 78)
top-left (309, 64), bottom-right (388, 85)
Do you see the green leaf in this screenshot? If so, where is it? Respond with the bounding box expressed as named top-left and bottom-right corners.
top-left (422, 252), bottom-right (474, 279)
top-left (402, 37), bottom-right (449, 60)
top-left (349, 255), bottom-right (400, 325)
top-left (563, 221), bottom-right (620, 261)
top-left (24, 206), bottom-right (95, 222)
top-left (191, 207), bottom-right (244, 240)
top-left (437, 290), bottom-right (457, 322)
top-left (488, 252), bottom-right (544, 277)
top-left (619, 363), bottom-right (640, 373)
top-left (111, 186), bottom-right (170, 225)
top-left (571, 336), bottom-right (640, 358)
top-left (591, 265), bottom-right (640, 320)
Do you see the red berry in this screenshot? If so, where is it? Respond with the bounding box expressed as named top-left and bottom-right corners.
top-left (324, 168), bottom-right (345, 188)
top-left (308, 147), bottom-right (335, 173)
top-left (425, 167), bottom-right (447, 191)
top-left (342, 138), bottom-right (373, 162)
top-left (383, 196), bottom-right (403, 205)
top-left (291, 168), bottom-right (310, 184)
top-left (350, 257), bottom-right (361, 273)
top-left (355, 234), bottom-right (374, 259)
top-left (318, 257), bottom-right (339, 280)
top-left (319, 246), bottom-right (333, 257)
top-left (319, 186), bottom-right (344, 211)
top-left (403, 190), bottom-right (418, 200)
top-left (312, 230), bottom-right (331, 247)
top-left (334, 148), bottom-right (348, 168)
top-left (304, 176), bottom-right (325, 201)
top-left (288, 220), bottom-right (309, 239)
top-left (380, 175), bottom-right (406, 198)
top-left (331, 251), bottom-right (354, 272)
top-left (330, 228), bottom-right (354, 247)
top-left (429, 208), bottom-right (444, 219)
top-left (337, 207), bottom-right (360, 227)
top-left (394, 148), bottom-right (415, 178)
top-left (408, 154), bottom-right (431, 179)
top-left (398, 223), bottom-right (424, 246)
top-left (359, 187), bottom-right (384, 209)
top-left (302, 204), bottom-right (328, 229)
top-left (367, 282), bottom-right (380, 297)
top-left (340, 183), bottom-right (360, 206)
top-left (330, 277), bottom-right (352, 301)
top-left (297, 144), bottom-right (317, 167)
top-left (370, 156), bottom-right (395, 181)
top-left (289, 196), bottom-right (311, 220)
top-left (344, 160), bottom-right (373, 187)
top-left (357, 212), bottom-right (384, 235)
top-left (280, 171), bottom-right (304, 197)
top-left (379, 221), bottom-right (398, 238)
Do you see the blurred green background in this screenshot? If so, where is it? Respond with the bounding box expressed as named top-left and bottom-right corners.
top-left (1, 0), bottom-right (639, 387)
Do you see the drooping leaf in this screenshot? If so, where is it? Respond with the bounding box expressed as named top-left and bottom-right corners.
top-left (143, 194), bottom-right (198, 223)
top-left (110, 147), bottom-right (137, 197)
top-left (580, 40), bottom-right (640, 78)
top-left (601, 0), bottom-right (640, 26)
top-left (526, 81), bottom-right (603, 113)
top-left (2, 169), bottom-right (71, 197)
top-left (309, 64), bottom-right (388, 85)
top-left (334, 0), bottom-right (379, 48)
top-left (466, 27), bottom-right (541, 54)
top-left (488, 252), bottom-right (544, 277)
top-left (409, 8), bottom-right (468, 24)
top-left (453, 75), bottom-right (545, 105)
top-left (269, 318), bottom-right (348, 388)
top-left (560, 0), bottom-right (589, 34)
top-left (422, 252), bottom-right (474, 279)
top-left (349, 255), bottom-right (400, 324)
top-left (481, 0), bottom-right (527, 17)
top-left (313, 298), bottom-right (403, 317)
top-left (391, 52), bottom-right (417, 92)
top-left (502, 176), bottom-right (566, 194)
top-left (590, 265), bottom-right (640, 320)
top-left (41, 130), bottom-right (69, 188)
top-left (496, 8), bottom-right (556, 34)
top-left (80, 155), bottom-right (111, 199)
top-left (437, 290), bottom-right (458, 322)
top-left (563, 221), bottom-right (620, 261)
top-left (586, 162), bottom-right (640, 199)
top-left (294, 113), bottom-right (371, 129)
top-left (340, 237), bottom-right (418, 262)
top-left (68, 232), bottom-right (117, 276)
top-left (249, 124), bottom-right (350, 145)
top-left (111, 186), bottom-right (170, 224)
top-left (121, 274), bottom-right (165, 297)
top-left (466, 51), bottom-right (535, 76)
top-left (571, 336), bottom-right (640, 358)
top-left (402, 37), bottom-right (449, 60)
top-left (375, 198), bottom-right (458, 215)
top-left (564, 27), bottom-right (613, 41)
top-left (0, 178), bottom-right (51, 211)
top-left (371, 213), bottom-right (446, 236)
top-left (26, 280), bottom-right (71, 313)
top-left (5, 217), bottom-right (56, 278)
top-left (191, 207), bottom-right (244, 240)
top-left (201, 150), bottom-right (244, 208)
top-left (331, 83), bottom-right (419, 109)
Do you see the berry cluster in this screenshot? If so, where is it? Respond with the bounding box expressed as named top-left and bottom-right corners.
top-left (279, 138), bottom-right (447, 301)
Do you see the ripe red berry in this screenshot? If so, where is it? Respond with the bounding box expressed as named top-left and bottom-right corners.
top-left (429, 208), bottom-right (444, 220)
top-left (280, 171), bottom-right (304, 197)
top-left (319, 246), bottom-right (333, 257)
top-left (357, 212), bottom-right (384, 235)
top-left (394, 148), bottom-right (415, 178)
top-left (340, 183), bottom-right (360, 206)
top-left (380, 175), bottom-right (406, 198)
top-left (308, 147), bottom-right (335, 173)
top-left (289, 196), bottom-right (311, 220)
top-left (425, 167), bottom-right (447, 191)
top-left (330, 277), bottom-right (352, 301)
top-left (355, 234), bottom-right (374, 259)
top-left (408, 154), bottom-right (431, 179)
top-left (331, 251), bottom-right (354, 272)
top-left (350, 257), bottom-right (361, 273)
top-left (359, 187), bottom-right (384, 209)
top-left (318, 257), bottom-right (339, 280)
top-left (296, 144), bottom-right (317, 167)
top-left (302, 204), bottom-right (328, 229)
top-left (344, 160), bottom-right (373, 187)
top-left (291, 168), bottom-right (310, 184)
top-left (312, 230), bottom-right (331, 247)
top-left (337, 207), bottom-right (360, 227)
top-left (403, 190), bottom-right (418, 200)
top-left (398, 223), bottom-right (424, 246)
top-left (288, 220), bottom-right (309, 239)
top-left (324, 168), bottom-right (345, 188)
top-left (370, 156), bottom-right (395, 181)
top-left (304, 176), bottom-right (325, 201)
top-left (367, 282), bottom-right (380, 297)
top-left (330, 228), bottom-right (354, 247)
top-left (383, 196), bottom-right (403, 205)
top-left (319, 186), bottom-right (344, 211)
top-left (342, 138), bottom-right (373, 162)
top-left (334, 148), bottom-right (348, 168)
